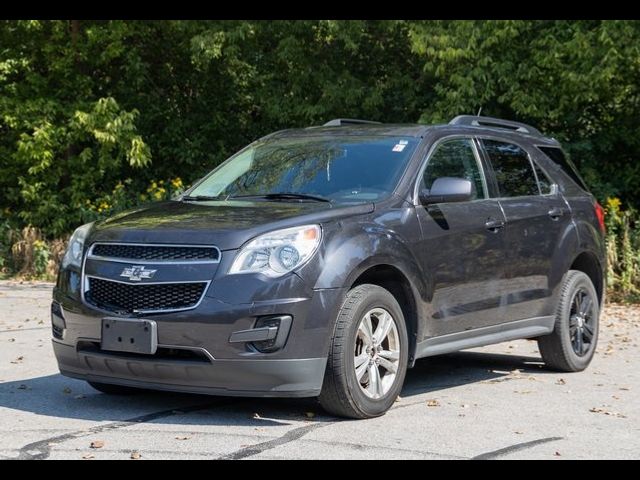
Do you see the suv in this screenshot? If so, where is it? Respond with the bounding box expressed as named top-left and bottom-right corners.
top-left (52, 115), bottom-right (605, 419)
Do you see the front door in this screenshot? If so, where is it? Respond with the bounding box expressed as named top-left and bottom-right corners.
top-left (415, 137), bottom-right (507, 337)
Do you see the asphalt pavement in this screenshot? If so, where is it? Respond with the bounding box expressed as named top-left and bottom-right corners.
top-left (1, 281), bottom-right (638, 460)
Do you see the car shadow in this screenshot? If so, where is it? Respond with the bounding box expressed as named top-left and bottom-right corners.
top-left (0, 349), bottom-right (552, 424)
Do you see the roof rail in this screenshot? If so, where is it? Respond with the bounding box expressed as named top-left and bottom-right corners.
top-left (449, 115), bottom-right (543, 137)
top-left (323, 118), bottom-right (382, 127)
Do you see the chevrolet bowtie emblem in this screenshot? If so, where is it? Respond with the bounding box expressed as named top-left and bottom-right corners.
top-left (120, 265), bottom-right (157, 282)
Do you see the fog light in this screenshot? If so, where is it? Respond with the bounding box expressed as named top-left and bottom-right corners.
top-left (51, 302), bottom-right (66, 339)
top-left (251, 315), bottom-right (292, 353)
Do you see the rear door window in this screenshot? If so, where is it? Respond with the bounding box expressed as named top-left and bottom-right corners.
top-left (481, 139), bottom-right (540, 197)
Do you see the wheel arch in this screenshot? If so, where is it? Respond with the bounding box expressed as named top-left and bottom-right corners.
top-left (349, 263), bottom-right (421, 367)
top-left (569, 251), bottom-right (605, 307)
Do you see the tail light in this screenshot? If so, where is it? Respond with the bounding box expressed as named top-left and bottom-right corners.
top-left (594, 201), bottom-right (606, 233)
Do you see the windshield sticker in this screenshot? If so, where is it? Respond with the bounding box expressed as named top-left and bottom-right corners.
top-left (392, 143), bottom-right (407, 152)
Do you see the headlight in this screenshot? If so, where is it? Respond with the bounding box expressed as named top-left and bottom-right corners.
top-left (61, 223), bottom-right (93, 269)
top-left (229, 225), bottom-right (321, 277)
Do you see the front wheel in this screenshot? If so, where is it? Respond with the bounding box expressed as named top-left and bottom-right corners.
top-left (319, 284), bottom-right (408, 419)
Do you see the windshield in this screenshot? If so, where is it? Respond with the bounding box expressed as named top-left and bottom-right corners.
top-left (186, 135), bottom-right (419, 203)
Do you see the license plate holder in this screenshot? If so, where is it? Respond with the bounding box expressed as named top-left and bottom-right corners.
top-left (101, 318), bottom-right (158, 355)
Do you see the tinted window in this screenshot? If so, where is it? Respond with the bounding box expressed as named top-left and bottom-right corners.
top-left (482, 139), bottom-right (539, 197)
top-left (538, 146), bottom-right (588, 191)
top-left (188, 136), bottom-right (419, 203)
top-left (422, 138), bottom-right (485, 200)
top-left (533, 162), bottom-right (553, 194)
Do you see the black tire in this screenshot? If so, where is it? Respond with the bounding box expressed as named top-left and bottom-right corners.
top-left (88, 381), bottom-right (144, 395)
top-left (319, 284), bottom-right (409, 419)
top-left (538, 270), bottom-right (600, 372)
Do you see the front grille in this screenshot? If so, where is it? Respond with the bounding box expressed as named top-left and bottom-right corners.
top-left (91, 244), bottom-right (219, 262)
top-left (86, 278), bottom-right (207, 313)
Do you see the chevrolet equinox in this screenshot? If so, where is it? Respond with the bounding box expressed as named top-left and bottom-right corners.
top-left (52, 116), bottom-right (606, 418)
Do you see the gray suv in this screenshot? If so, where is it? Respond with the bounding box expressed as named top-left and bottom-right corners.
top-left (52, 115), bottom-right (605, 419)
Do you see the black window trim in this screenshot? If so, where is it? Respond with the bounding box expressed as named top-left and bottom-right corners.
top-left (475, 135), bottom-right (559, 200)
top-left (412, 134), bottom-right (490, 206)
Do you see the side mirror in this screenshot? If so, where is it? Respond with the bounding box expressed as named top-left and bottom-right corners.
top-left (420, 177), bottom-right (473, 205)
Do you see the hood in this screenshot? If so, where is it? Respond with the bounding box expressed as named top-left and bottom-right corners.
top-left (88, 199), bottom-right (374, 250)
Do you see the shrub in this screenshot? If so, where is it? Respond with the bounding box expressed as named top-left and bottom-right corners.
top-left (605, 197), bottom-right (640, 302)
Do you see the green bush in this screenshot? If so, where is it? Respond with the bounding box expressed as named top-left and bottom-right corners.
top-left (1, 20), bottom-right (640, 302)
top-left (605, 198), bottom-right (640, 302)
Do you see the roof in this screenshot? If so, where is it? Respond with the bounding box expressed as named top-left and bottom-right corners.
top-left (260, 116), bottom-right (560, 145)
top-left (265, 123), bottom-right (432, 139)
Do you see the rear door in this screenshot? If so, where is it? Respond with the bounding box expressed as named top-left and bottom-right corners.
top-left (479, 138), bottom-right (573, 323)
top-left (414, 136), bottom-right (508, 336)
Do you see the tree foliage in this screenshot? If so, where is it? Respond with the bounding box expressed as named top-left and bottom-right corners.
top-left (1, 20), bottom-right (639, 239)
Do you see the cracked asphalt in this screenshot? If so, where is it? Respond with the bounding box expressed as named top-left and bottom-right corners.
top-left (1, 281), bottom-right (639, 460)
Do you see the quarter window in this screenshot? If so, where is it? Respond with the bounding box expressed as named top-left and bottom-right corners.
top-left (422, 138), bottom-right (486, 200)
top-left (482, 139), bottom-right (539, 197)
top-left (538, 146), bottom-right (588, 191)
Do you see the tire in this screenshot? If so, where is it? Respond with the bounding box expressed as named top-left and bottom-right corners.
top-left (319, 284), bottom-right (409, 419)
top-left (88, 381), bottom-right (144, 395)
top-left (538, 270), bottom-right (600, 372)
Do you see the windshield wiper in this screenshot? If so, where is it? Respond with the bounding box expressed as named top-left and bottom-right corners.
top-left (230, 193), bottom-right (332, 203)
top-left (181, 195), bottom-right (223, 202)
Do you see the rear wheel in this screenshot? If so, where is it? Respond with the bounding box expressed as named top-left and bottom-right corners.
top-left (88, 381), bottom-right (144, 395)
top-left (538, 270), bottom-right (600, 372)
top-left (319, 284), bottom-right (408, 419)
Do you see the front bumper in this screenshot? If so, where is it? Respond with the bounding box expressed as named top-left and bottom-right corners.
top-left (52, 272), bottom-right (346, 397)
top-left (53, 340), bottom-right (326, 397)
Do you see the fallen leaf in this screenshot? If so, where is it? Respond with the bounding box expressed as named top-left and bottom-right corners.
top-left (619, 387), bottom-right (630, 391)
top-left (175, 436), bottom-right (190, 441)
top-left (130, 451), bottom-right (141, 460)
top-left (90, 440), bottom-right (105, 449)
top-left (554, 451), bottom-right (561, 457)
top-left (555, 378), bottom-right (566, 385)
top-left (7, 338), bottom-right (15, 342)
top-left (589, 407), bottom-right (627, 418)
top-left (426, 399), bottom-right (440, 407)
top-left (82, 453), bottom-right (95, 460)
top-left (514, 431), bottom-right (524, 435)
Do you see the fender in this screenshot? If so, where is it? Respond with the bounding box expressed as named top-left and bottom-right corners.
top-left (312, 218), bottom-right (429, 298)
top-left (300, 214), bottom-right (432, 351)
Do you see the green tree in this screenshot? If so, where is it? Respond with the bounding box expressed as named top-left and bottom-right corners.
top-left (409, 20), bottom-right (640, 203)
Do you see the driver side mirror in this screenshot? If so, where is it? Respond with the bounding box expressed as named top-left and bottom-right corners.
top-left (419, 177), bottom-right (473, 205)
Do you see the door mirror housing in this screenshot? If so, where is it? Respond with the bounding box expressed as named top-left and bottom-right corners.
top-left (419, 177), bottom-right (473, 205)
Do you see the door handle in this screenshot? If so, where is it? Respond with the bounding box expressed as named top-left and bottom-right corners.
top-left (548, 207), bottom-right (565, 220)
top-left (485, 219), bottom-right (505, 233)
